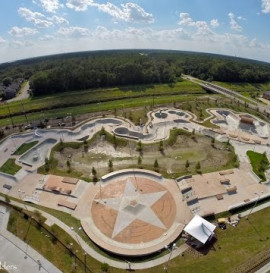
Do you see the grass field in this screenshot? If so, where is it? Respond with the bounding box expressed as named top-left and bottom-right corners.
top-left (13, 141), bottom-right (38, 155)
top-left (214, 81), bottom-right (270, 98)
top-left (6, 199), bottom-right (270, 273)
top-left (247, 150), bottom-right (269, 181)
top-left (7, 208), bottom-right (125, 273)
top-left (139, 207), bottom-right (270, 273)
top-left (0, 80), bottom-right (205, 119)
top-left (0, 158), bottom-right (21, 175)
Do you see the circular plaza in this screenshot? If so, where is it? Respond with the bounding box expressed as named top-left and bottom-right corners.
top-left (81, 169), bottom-right (191, 256)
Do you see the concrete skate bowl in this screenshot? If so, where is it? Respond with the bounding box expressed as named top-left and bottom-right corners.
top-left (114, 127), bottom-right (145, 140)
top-left (81, 169), bottom-right (185, 256)
top-left (154, 112), bottom-right (168, 119)
top-left (216, 110), bottom-right (231, 117)
top-left (168, 110), bottom-right (188, 118)
top-left (174, 119), bottom-right (190, 124)
top-left (19, 138), bottom-right (57, 167)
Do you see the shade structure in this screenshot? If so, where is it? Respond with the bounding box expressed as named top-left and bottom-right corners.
top-left (184, 215), bottom-right (216, 244)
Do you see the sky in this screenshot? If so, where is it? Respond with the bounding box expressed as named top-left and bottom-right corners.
top-left (0, 0), bottom-right (270, 63)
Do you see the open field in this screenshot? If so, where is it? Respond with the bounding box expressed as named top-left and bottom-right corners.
top-left (0, 158), bottom-right (21, 175)
top-left (6, 197), bottom-right (270, 273)
top-left (214, 81), bottom-right (270, 98)
top-left (7, 207), bottom-right (125, 273)
top-left (0, 80), bottom-right (204, 119)
top-left (139, 207), bottom-right (270, 273)
top-left (44, 129), bottom-right (237, 180)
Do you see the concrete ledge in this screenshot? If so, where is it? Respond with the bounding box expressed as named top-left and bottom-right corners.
top-left (101, 169), bottom-right (163, 183)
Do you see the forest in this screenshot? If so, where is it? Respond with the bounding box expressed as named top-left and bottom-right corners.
top-left (1, 50), bottom-right (270, 97)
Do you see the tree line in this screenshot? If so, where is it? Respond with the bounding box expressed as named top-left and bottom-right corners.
top-left (1, 50), bottom-right (270, 96)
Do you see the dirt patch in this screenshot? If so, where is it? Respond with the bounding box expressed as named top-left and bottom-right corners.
top-left (52, 133), bottom-right (234, 179)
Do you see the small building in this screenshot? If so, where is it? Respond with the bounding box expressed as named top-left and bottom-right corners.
top-left (184, 215), bottom-right (216, 246)
top-left (263, 91), bottom-right (270, 101)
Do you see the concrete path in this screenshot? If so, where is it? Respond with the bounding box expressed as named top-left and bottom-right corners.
top-left (0, 205), bottom-right (62, 273)
top-left (0, 196), bottom-right (189, 270)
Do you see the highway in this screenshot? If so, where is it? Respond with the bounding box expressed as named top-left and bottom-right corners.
top-left (183, 75), bottom-right (270, 117)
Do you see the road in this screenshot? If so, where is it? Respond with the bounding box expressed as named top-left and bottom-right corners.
top-left (183, 75), bottom-right (270, 116)
top-left (7, 81), bottom-right (30, 102)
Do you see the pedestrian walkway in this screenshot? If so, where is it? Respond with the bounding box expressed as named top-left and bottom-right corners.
top-left (0, 196), bottom-right (189, 270)
top-left (0, 204), bottom-right (62, 273)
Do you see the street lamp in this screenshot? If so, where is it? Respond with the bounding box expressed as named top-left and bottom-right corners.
top-left (164, 243), bottom-right (177, 272)
top-left (246, 191), bottom-right (263, 220)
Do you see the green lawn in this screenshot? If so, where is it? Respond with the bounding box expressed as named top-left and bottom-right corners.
top-left (0, 80), bottom-right (205, 119)
top-left (0, 158), bottom-right (21, 175)
top-left (6, 199), bottom-right (270, 273)
top-left (247, 150), bottom-right (269, 181)
top-left (13, 141), bottom-right (38, 155)
top-left (139, 207), bottom-right (270, 273)
top-left (7, 207), bottom-right (125, 273)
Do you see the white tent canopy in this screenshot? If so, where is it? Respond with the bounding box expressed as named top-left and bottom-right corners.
top-left (184, 215), bottom-right (216, 244)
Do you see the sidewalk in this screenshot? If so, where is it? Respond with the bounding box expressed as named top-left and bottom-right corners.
top-left (0, 204), bottom-right (62, 273)
top-left (0, 196), bottom-right (189, 270)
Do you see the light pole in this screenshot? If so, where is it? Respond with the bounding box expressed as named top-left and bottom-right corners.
top-left (164, 243), bottom-right (177, 272)
top-left (246, 191), bottom-right (263, 220)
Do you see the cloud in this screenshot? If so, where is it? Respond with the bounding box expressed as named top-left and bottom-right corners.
top-left (262, 0), bottom-right (270, 13)
top-left (9, 27), bottom-right (38, 37)
top-left (49, 15), bottom-right (69, 24)
top-left (18, 7), bottom-right (53, 28)
top-left (178, 13), bottom-right (195, 26)
top-left (38, 0), bottom-right (61, 13)
top-left (95, 2), bottom-right (154, 23)
top-left (66, 0), bottom-right (94, 11)
top-left (0, 36), bottom-right (6, 44)
top-left (66, 1), bottom-right (154, 23)
top-left (58, 26), bottom-right (91, 38)
top-left (210, 19), bottom-right (219, 28)
top-left (228, 12), bottom-right (242, 32)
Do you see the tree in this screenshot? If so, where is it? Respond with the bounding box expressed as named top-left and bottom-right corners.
top-left (211, 137), bottom-right (215, 147)
top-left (44, 157), bottom-right (50, 172)
top-left (154, 159), bottom-right (159, 172)
top-left (137, 140), bottom-right (143, 152)
top-left (2, 77), bottom-right (12, 87)
top-left (92, 167), bottom-right (98, 182)
top-left (138, 156), bottom-right (142, 167)
top-left (195, 162), bottom-right (201, 172)
top-left (108, 159), bottom-right (113, 172)
top-left (185, 160), bottom-right (190, 169)
top-left (66, 160), bottom-right (71, 173)
top-left (159, 140), bottom-right (164, 152)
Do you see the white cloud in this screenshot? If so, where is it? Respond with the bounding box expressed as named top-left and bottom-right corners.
top-left (10, 40), bottom-right (35, 48)
top-left (39, 34), bottom-right (55, 41)
top-left (49, 15), bottom-right (69, 24)
top-left (18, 7), bottom-right (53, 28)
top-left (38, 0), bottom-right (60, 13)
top-left (228, 12), bottom-right (242, 32)
top-left (66, 1), bottom-right (154, 23)
top-left (9, 27), bottom-right (38, 37)
top-left (95, 2), bottom-right (154, 23)
top-left (262, 0), bottom-right (270, 13)
top-left (58, 26), bottom-right (91, 38)
top-left (210, 19), bottom-right (219, 28)
top-left (0, 36), bottom-right (6, 44)
top-left (179, 13), bottom-right (195, 26)
top-left (66, 0), bottom-right (94, 11)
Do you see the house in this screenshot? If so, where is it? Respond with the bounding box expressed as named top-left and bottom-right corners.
top-left (263, 91), bottom-right (270, 101)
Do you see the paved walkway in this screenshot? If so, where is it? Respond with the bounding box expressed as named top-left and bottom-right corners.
top-left (2, 194), bottom-right (270, 271)
top-left (0, 196), bottom-right (189, 270)
top-left (0, 205), bottom-right (62, 273)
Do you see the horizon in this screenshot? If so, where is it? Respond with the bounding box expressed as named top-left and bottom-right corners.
top-left (1, 48), bottom-right (270, 67)
top-left (0, 0), bottom-right (270, 63)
